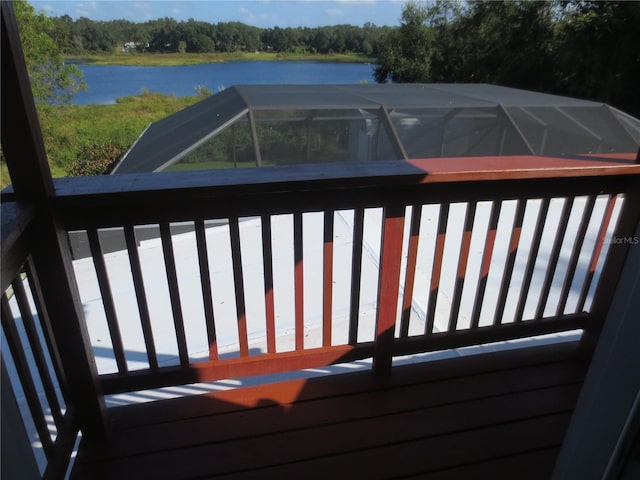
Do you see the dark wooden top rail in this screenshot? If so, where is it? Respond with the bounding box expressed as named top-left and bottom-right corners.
top-left (45, 155), bottom-right (640, 230)
top-left (52, 154), bottom-right (638, 197)
top-left (1, 202), bottom-right (35, 291)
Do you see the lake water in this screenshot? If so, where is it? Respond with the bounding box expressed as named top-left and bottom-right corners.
top-left (73, 61), bottom-right (376, 105)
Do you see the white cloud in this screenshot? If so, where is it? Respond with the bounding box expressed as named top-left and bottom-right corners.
top-left (36, 3), bottom-right (56, 16)
top-left (73, 1), bottom-right (99, 18)
top-left (325, 8), bottom-right (343, 17)
top-left (131, 2), bottom-right (155, 21)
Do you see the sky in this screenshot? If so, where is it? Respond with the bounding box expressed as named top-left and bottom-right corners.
top-left (30, 0), bottom-right (406, 28)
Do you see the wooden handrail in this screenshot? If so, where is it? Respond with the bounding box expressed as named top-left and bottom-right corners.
top-left (1, 202), bottom-right (35, 291)
top-left (50, 154), bottom-right (639, 199)
top-left (51, 156), bottom-right (639, 231)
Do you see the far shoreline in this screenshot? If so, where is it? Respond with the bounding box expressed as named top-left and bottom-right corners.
top-left (67, 51), bottom-right (375, 67)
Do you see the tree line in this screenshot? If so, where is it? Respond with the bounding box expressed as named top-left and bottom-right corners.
top-left (38, 0), bottom-right (640, 117)
top-left (375, 1), bottom-right (640, 117)
top-left (47, 14), bottom-right (389, 56)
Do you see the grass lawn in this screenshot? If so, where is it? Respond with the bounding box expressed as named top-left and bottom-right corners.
top-left (70, 52), bottom-right (374, 66)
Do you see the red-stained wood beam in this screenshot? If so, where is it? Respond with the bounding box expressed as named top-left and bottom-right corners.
top-left (99, 344), bottom-right (374, 395)
top-left (406, 155), bottom-right (640, 183)
top-left (322, 210), bottom-right (334, 347)
top-left (373, 204), bottom-right (406, 375)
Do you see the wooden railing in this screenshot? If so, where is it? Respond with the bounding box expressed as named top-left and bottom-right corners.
top-left (48, 155), bottom-right (640, 393)
top-left (1, 205), bottom-right (81, 479)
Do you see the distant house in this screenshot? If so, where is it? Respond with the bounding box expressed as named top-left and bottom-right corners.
top-left (122, 41), bottom-right (148, 53)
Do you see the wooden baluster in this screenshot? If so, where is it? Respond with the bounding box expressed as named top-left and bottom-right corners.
top-left (348, 208), bottom-right (365, 345)
top-left (493, 200), bottom-right (527, 326)
top-left (513, 198), bottom-right (551, 322)
top-left (159, 222), bottom-right (189, 365)
top-left (294, 211), bottom-right (304, 351)
top-left (534, 198), bottom-right (574, 320)
top-left (228, 216), bottom-right (249, 357)
top-left (24, 258), bottom-right (69, 402)
top-left (124, 224), bottom-right (159, 368)
top-left (87, 228), bottom-right (128, 373)
top-left (399, 205), bottom-right (422, 338)
top-left (425, 203), bottom-right (449, 335)
top-left (12, 276), bottom-right (64, 429)
top-left (576, 195), bottom-right (617, 312)
top-left (470, 201), bottom-right (501, 329)
top-left (555, 195), bottom-right (597, 316)
top-left (261, 215), bottom-right (277, 354)
top-left (449, 202), bottom-right (477, 331)
top-left (1, 294), bottom-right (55, 458)
top-left (0, 355), bottom-right (42, 479)
top-left (194, 219), bottom-right (218, 361)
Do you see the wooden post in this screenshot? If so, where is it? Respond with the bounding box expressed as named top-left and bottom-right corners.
top-left (373, 203), bottom-right (405, 375)
top-left (0, 2), bottom-right (54, 199)
top-left (552, 221), bottom-right (640, 479)
top-left (1, 2), bottom-right (108, 441)
top-left (26, 205), bottom-right (109, 444)
top-left (579, 185), bottom-right (640, 355)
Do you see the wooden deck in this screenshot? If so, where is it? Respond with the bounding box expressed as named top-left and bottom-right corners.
top-left (71, 341), bottom-right (587, 480)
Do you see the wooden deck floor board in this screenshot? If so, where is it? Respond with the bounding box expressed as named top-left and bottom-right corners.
top-left (71, 342), bottom-right (586, 480)
top-left (211, 414), bottom-right (572, 480)
top-left (109, 361), bottom-right (584, 457)
top-left (399, 448), bottom-right (561, 480)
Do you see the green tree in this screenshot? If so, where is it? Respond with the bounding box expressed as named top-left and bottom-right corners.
top-left (73, 16), bottom-right (116, 52)
top-left (374, 0), bottom-right (556, 91)
top-left (374, 2), bottom-right (432, 82)
top-left (13, 0), bottom-right (85, 104)
top-left (453, 1), bottom-right (555, 90)
top-left (554, 1), bottom-right (640, 117)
